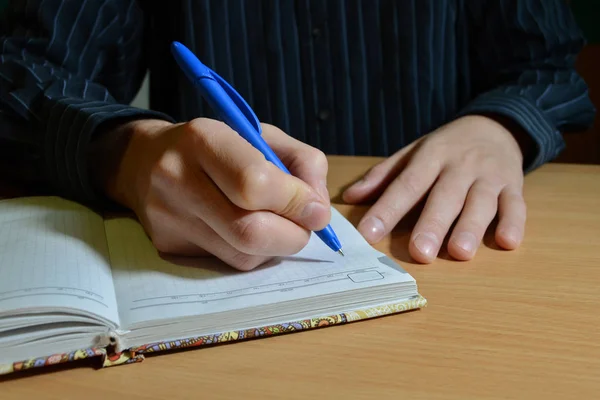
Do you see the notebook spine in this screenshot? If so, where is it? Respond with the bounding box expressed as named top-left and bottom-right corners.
top-left (96, 329), bottom-right (129, 354)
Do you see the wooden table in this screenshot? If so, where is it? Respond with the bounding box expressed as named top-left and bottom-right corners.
top-left (2, 156), bottom-right (600, 399)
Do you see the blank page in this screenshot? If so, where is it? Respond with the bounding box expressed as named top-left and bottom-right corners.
top-left (0, 197), bottom-right (120, 327)
top-left (106, 208), bottom-right (415, 328)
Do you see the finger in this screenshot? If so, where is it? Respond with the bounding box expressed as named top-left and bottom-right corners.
top-left (447, 180), bottom-right (501, 261)
top-left (356, 150), bottom-right (441, 244)
top-left (182, 218), bottom-right (272, 272)
top-left (495, 185), bottom-right (526, 250)
top-left (155, 236), bottom-right (211, 257)
top-left (155, 155), bottom-right (312, 257)
top-left (408, 169), bottom-right (474, 263)
top-left (342, 140), bottom-right (420, 204)
top-left (184, 118), bottom-right (330, 231)
top-left (154, 209), bottom-right (271, 271)
top-left (261, 124), bottom-right (330, 202)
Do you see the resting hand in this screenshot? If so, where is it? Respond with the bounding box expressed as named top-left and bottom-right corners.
top-left (343, 115), bottom-right (527, 263)
top-left (93, 118), bottom-right (331, 271)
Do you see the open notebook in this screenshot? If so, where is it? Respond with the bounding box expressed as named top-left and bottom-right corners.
top-left (0, 196), bottom-right (426, 375)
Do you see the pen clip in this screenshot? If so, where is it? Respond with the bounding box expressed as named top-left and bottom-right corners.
top-left (171, 41), bottom-right (262, 136)
top-left (202, 69), bottom-right (262, 136)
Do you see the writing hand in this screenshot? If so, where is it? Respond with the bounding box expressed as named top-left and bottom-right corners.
top-left (343, 115), bottom-right (527, 263)
top-left (93, 118), bottom-right (331, 271)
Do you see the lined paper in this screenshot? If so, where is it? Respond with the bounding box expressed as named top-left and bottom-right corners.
top-left (106, 208), bottom-right (413, 328)
top-left (0, 197), bottom-right (120, 326)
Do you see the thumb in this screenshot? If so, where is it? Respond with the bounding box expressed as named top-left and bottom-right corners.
top-left (183, 119), bottom-right (331, 232)
top-left (342, 142), bottom-right (419, 204)
top-left (253, 162), bottom-right (331, 231)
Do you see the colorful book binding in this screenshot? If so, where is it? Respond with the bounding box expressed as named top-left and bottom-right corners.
top-left (1, 296), bottom-right (427, 376)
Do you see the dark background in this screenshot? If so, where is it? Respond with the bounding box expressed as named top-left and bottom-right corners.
top-left (560, 0), bottom-right (600, 164)
top-left (0, 0), bottom-right (598, 164)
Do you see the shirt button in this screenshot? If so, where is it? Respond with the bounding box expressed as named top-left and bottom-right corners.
top-left (318, 109), bottom-right (330, 120)
top-left (312, 28), bottom-right (321, 37)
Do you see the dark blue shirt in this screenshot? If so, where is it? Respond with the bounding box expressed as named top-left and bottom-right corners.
top-left (0, 0), bottom-right (595, 206)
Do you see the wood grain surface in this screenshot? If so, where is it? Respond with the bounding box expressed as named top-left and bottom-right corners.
top-left (2, 156), bottom-right (599, 399)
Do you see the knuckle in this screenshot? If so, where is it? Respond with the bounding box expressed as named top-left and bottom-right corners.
top-left (260, 122), bottom-right (282, 134)
top-left (512, 171), bottom-right (525, 186)
top-left (143, 204), bottom-right (183, 254)
top-left (421, 214), bottom-right (447, 235)
top-left (277, 185), bottom-right (306, 217)
top-left (502, 186), bottom-right (525, 205)
top-left (184, 117), bottom-right (209, 135)
top-left (398, 169), bottom-right (422, 198)
top-left (148, 228), bottom-right (173, 254)
top-left (434, 181), bottom-right (455, 199)
top-left (472, 182), bottom-right (500, 204)
top-left (148, 222), bottom-right (171, 253)
top-left (508, 190), bottom-right (525, 203)
top-left (420, 138), bottom-right (445, 160)
top-left (461, 219), bottom-right (488, 236)
top-left (181, 119), bottom-right (204, 141)
top-left (461, 147), bottom-right (487, 166)
top-left (230, 214), bottom-right (272, 252)
top-left (145, 202), bottom-right (169, 228)
top-left (483, 172), bottom-right (510, 188)
top-left (477, 181), bottom-right (499, 196)
top-left (234, 164), bottom-right (271, 210)
top-left (509, 194), bottom-right (527, 218)
top-left (366, 163), bottom-right (386, 180)
top-left (151, 236), bottom-right (172, 254)
top-left (150, 151), bottom-right (181, 188)
top-left (182, 118), bottom-right (218, 148)
top-left (308, 148), bottom-right (328, 171)
top-left (432, 186), bottom-right (466, 218)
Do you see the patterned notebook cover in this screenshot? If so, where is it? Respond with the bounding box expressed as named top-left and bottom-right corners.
top-left (0, 295), bottom-right (427, 376)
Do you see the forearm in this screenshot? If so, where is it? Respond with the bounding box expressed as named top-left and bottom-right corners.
top-left (0, 0), bottom-right (174, 206)
top-left (461, 0), bottom-right (596, 172)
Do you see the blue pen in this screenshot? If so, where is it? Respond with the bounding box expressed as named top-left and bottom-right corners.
top-left (170, 41), bottom-right (344, 256)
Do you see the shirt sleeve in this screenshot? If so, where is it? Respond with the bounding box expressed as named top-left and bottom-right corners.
top-left (0, 0), bottom-right (174, 205)
top-left (459, 0), bottom-right (596, 172)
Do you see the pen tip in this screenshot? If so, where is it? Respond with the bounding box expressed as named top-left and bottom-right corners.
top-left (337, 249), bottom-right (345, 256)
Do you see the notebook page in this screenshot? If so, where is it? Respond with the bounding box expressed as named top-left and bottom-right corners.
top-left (0, 197), bottom-right (120, 327)
top-left (106, 208), bottom-right (415, 328)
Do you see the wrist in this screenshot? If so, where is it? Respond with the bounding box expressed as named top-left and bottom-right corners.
top-left (89, 118), bottom-right (172, 210)
top-left (467, 113), bottom-right (534, 166)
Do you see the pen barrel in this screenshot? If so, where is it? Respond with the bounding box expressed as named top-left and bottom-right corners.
top-left (172, 41), bottom-right (342, 253)
top-left (198, 77), bottom-right (291, 174)
top-left (315, 225), bottom-right (342, 252)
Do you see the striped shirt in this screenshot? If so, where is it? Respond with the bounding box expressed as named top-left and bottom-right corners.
top-left (0, 0), bottom-right (595, 206)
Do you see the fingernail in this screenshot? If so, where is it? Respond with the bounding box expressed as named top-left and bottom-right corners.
top-left (301, 201), bottom-right (329, 228)
top-left (358, 216), bottom-right (385, 243)
top-left (499, 226), bottom-right (521, 246)
top-left (452, 232), bottom-right (477, 254)
top-left (349, 175), bottom-right (368, 190)
top-left (413, 232), bottom-right (439, 259)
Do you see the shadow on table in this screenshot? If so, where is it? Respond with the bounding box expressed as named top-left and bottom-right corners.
top-left (481, 218), bottom-right (503, 251)
top-left (343, 203), bottom-right (421, 264)
top-left (0, 358), bottom-right (97, 382)
top-left (340, 201), bottom-right (504, 265)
